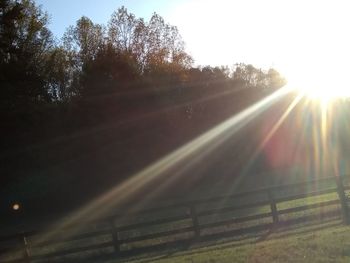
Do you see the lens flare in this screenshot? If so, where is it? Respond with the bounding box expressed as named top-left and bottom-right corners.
top-left (12, 203), bottom-right (20, 211)
top-left (17, 85), bottom-right (291, 253)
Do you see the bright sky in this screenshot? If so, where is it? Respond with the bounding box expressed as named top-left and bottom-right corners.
top-left (37, 0), bottom-right (350, 94)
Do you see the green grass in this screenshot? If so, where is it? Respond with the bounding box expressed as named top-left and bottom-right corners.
top-left (1, 182), bottom-right (347, 263)
top-left (277, 192), bottom-right (339, 210)
top-left (127, 220), bottom-right (350, 263)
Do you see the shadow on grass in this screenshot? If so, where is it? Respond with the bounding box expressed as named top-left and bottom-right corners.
top-left (131, 212), bottom-right (342, 263)
top-left (26, 210), bottom-right (342, 263)
top-left (257, 211), bottom-right (342, 242)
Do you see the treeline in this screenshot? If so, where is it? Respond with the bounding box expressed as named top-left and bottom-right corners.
top-left (0, 0), bottom-right (287, 212)
top-left (1, 0), bottom-right (286, 142)
top-left (1, 0), bottom-right (286, 108)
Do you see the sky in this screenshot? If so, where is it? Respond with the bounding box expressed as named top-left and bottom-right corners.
top-left (35, 0), bottom-right (187, 42)
top-left (37, 0), bottom-right (350, 90)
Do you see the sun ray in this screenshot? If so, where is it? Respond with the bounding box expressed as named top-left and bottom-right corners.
top-left (236, 93), bottom-right (302, 179)
top-left (17, 85), bottom-right (292, 250)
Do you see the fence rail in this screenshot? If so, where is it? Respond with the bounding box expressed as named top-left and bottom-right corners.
top-left (0, 175), bottom-right (349, 263)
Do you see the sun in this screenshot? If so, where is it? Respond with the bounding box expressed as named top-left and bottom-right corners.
top-left (297, 83), bottom-right (350, 104)
top-left (283, 61), bottom-right (350, 104)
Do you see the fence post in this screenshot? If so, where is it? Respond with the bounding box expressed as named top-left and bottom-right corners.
top-left (20, 233), bottom-right (31, 263)
top-left (268, 190), bottom-right (279, 225)
top-left (110, 218), bottom-right (121, 253)
top-left (189, 205), bottom-right (200, 238)
top-left (335, 176), bottom-right (350, 225)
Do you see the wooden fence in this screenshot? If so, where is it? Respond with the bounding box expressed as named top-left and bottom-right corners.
top-left (0, 175), bottom-right (349, 263)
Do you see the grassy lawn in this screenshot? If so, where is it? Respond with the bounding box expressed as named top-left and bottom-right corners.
top-left (1, 180), bottom-right (347, 263)
top-left (127, 219), bottom-right (350, 263)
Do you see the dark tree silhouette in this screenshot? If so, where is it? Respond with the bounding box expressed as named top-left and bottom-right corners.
top-left (0, 0), bottom-right (55, 111)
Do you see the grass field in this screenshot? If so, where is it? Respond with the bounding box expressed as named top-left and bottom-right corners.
top-left (127, 219), bottom-right (350, 263)
top-left (1, 177), bottom-right (348, 263)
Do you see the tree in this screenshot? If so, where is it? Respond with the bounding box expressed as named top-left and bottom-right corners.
top-left (79, 43), bottom-right (140, 98)
top-left (108, 6), bottom-right (137, 52)
top-left (144, 13), bottom-right (192, 74)
top-left (107, 8), bottom-right (192, 75)
top-left (62, 16), bottom-right (107, 99)
top-left (44, 46), bottom-right (78, 101)
top-left (0, 0), bottom-right (54, 110)
top-left (233, 63), bottom-right (261, 88)
top-left (233, 63), bottom-right (286, 89)
top-left (266, 68), bottom-right (287, 89)
top-left (63, 16), bottom-right (105, 65)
